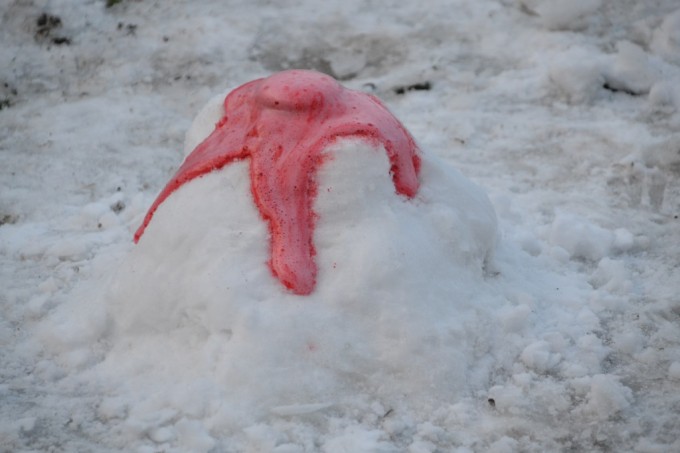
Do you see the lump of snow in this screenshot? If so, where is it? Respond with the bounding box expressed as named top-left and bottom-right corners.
top-left (612, 228), bottom-right (634, 253)
top-left (603, 41), bottom-right (656, 96)
top-left (548, 213), bottom-right (613, 261)
top-left (590, 257), bottom-right (632, 293)
top-left (104, 70), bottom-right (498, 420)
top-left (548, 49), bottom-right (605, 104)
top-left (583, 374), bottom-right (633, 420)
top-left (520, 340), bottom-right (561, 373)
top-left (613, 329), bottom-right (644, 355)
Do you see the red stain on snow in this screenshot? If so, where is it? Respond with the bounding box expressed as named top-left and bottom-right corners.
top-left (134, 70), bottom-right (421, 295)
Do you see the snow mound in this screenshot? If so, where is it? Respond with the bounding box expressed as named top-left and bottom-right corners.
top-left (90, 91), bottom-right (499, 428)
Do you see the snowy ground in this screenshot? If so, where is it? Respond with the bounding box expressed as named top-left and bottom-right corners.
top-left (2, 0), bottom-right (680, 451)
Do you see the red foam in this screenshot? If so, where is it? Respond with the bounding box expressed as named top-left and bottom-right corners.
top-left (134, 70), bottom-right (421, 295)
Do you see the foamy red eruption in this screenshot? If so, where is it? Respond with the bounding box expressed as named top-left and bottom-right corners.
top-left (135, 70), bottom-right (421, 295)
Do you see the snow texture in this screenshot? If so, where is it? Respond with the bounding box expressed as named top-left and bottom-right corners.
top-left (2, 0), bottom-right (680, 451)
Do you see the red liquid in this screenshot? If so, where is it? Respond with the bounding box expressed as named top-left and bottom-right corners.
top-left (135, 70), bottom-right (421, 295)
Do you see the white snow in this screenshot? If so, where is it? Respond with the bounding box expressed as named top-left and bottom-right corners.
top-left (518, 0), bottom-right (603, 31)
top-left (2, 0), bottom-right (680, 451)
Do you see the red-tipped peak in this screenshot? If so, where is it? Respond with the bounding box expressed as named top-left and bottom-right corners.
top-left (135, 70), bottom-right (420, 295)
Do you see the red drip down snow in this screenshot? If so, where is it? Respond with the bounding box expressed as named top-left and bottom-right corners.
top-left (134, 70), bottom-right (421, 295)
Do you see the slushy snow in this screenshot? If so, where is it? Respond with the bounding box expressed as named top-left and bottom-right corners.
top-left (1, 0), bottom-right (680, 451)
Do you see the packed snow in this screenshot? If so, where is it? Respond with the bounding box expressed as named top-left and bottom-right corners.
top-left (1, 0), bottom-right (680, 452)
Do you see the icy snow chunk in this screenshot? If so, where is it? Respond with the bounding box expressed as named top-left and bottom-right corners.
top-left (612, 228), bottom-right (634, 253)
top-left (604, 41), bottom-right (656, 96)
top-left (583, 374), bottom-right (633, 420)
top-left (549, 213), bottom-right (613, 261)
top-left (549, 56), bottom-right (604, 104)
top-left (520, 340), bottom-right (561, 373)
top-left (590, 257), bottom-right (631, 293)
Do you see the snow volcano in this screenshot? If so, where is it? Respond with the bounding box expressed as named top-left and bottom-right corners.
top-left (105, 69), bottom-right (498, 422)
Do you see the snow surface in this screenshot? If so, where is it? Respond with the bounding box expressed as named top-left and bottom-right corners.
top-left (2, 0), bottom-right (680, 451)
